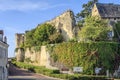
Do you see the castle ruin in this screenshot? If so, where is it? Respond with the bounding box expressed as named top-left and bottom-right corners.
top-left (15, 10), bottom-right (76, 68)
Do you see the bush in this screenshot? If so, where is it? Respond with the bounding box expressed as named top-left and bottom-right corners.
top-left (48, 42), bottom-right (120, 74)
top-left (51, 69), bottom-right (60, 74)
top-left (12, 61), bottom-right (109, 80)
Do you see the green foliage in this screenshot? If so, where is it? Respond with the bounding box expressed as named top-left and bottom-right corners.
top-left (48, 42), bottom-right (119, 74)
top-left (34, 24), bottom-right (55, 45)
top-left (33, 46), bottom-right (41, 52)
top-left (76, 0), bottom-right (98, 27)
top-left (15, 48), bottom-right (24, 52)
top-left (24, 58), bottom-right (32, 63)
top-left (49, 32), bottom-right (63, 43)
top-left (76, 0), bottom-right (98, 18)
top-left (78, 16), bottom-right (111, 41)
top-left (15, 48), bottom-right (19, 52)
top-left (115, 22), bottom-right (120, 34)
top-left (24, 29), bottom-right (36, 48)
top-left (68, 38), bottom-right (78, 42)
top-left (24, 23), bottom-right (63, 50)
top-left (12, 61), bottom-right (108, 80)
top-left (113, 21), bottom-right (120, 41)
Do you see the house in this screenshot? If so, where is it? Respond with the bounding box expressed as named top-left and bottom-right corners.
top-left (92, 3), bottom-right (120, 40)
top-left (0, 30), bottom-right (9, 80)
top-left (92, 3), bottom-right (120, 22)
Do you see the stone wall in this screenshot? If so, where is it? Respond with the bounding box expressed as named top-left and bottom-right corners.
top-left (24, 48), bottom-right (41, 66)
top-left (16, 46), bottom-right (58, 69)
top-left (15, 10), bottom-right (76, 48)
top-left (15, 10), bottom-right (76, 69)
top-left (46, 10), bottom-right (76, 41)
top-left (15, 33), bottom-right (24, 48)
top-left (92, 4), bottom-right (101, 17)
top-left (16, 48), bottom-right (25, 62)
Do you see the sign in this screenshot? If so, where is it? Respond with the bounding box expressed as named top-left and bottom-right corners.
top-left (95, 67), bottom-right (102, 74)
top-left (73, 67), bottom-right (83, 73)
top-left (108, 31), bottom-right (113, 38)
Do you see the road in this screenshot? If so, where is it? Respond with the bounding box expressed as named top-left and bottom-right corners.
top-left (8, 62), bottom-right (59, 80)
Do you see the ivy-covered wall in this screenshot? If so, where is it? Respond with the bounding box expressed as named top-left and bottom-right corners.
top-left (48, 42), bottom-right (120, 74)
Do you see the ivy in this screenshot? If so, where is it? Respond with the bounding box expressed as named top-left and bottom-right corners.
top-left (23, 23), bottom-right (63, 52)
top-left (48, 42), bottom-right (120, 75)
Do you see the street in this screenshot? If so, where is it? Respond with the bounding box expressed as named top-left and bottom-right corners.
top-left (8, 62), bottom-right (59, 80)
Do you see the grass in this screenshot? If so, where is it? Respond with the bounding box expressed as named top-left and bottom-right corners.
top-left (11, 61), bottom-right (110, 80)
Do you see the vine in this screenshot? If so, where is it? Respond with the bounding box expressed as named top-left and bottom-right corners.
top-left (47, 42), bottom-right (120, 74)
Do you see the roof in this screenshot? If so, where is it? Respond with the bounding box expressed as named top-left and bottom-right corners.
top-left (96, 3), bottom-right (120, 18)
top-left (0, 41), bottom-right (9, 48)
top-left (0, 30), bottom-right (3, 35)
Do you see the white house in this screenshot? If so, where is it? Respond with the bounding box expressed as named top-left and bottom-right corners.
top-left (0, 30), bottom-right (9, 80)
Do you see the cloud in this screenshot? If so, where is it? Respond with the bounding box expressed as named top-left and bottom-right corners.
top-left (41, 4), bottom-right (69, 10)
top-left (0, 0), bottom-right (69, 12)
top-left (0, 0), bottom-right (48, 11)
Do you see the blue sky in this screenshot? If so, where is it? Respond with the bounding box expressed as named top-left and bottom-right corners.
top-left (0, 0), bottom-right (119, 57)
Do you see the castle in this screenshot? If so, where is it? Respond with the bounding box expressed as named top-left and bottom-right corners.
top-left (16, 2), bottom-right (120, 48)
top-left (15, 10), bottom-right (76, 68)
top-left (15, 10), bottom-right (76, 48)
top-left (15, 3), bottom-right (120, 69)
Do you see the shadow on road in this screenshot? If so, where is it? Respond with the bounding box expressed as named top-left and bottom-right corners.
top-left (8, 62), bottom-right (34, 76)
top-left (9, 79), bottom-right (36, 80)
top-left (8, 62), bottom-right (58, 80)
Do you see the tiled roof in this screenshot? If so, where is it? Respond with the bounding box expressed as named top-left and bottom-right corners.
top-left (96, 3), bottom-right (120, 18)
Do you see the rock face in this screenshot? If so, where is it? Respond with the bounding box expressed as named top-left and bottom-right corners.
top-left (46, 10), bottom-right (76, 41)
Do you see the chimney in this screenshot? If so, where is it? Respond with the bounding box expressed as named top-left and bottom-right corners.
top-left (4, 36), bottom-right (7, 43)
top-left (0, 30), bottom-right (3, 41)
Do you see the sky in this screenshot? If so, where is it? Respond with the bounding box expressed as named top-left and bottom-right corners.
top-left (0, 0), bottom-right (119, 57)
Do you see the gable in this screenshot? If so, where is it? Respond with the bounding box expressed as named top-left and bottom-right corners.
top-left (92, 4), bottom-right (101, 17)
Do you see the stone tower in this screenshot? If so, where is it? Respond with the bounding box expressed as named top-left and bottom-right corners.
top-left (15, 33), bottom-right (25, 48)
top-left (15, 33), bottom-right (25, 62)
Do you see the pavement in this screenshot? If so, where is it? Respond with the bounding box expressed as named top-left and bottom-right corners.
top-left (8, 62), bottom-right (59, 80)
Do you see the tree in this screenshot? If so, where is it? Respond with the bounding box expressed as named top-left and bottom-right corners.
top-left (76, 0), bottom-right (98, 27)
top-left (114, 21), bottom-right (120, 41)
top-left (78, 16), bottom-right (111, 41)
top-left (24, 23), bottom-right (63, 48)
top-left (34, 24), bottom-right (55, 45)
top-left (49, 32), bottom-right (63, 44)
top-left (24, 28), bottom-right (36, 48)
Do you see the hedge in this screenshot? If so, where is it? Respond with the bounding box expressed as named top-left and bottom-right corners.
top-left (11, 61), bottom-right (109, 80)
top-left (47, 42), bottom-right (120, 75)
